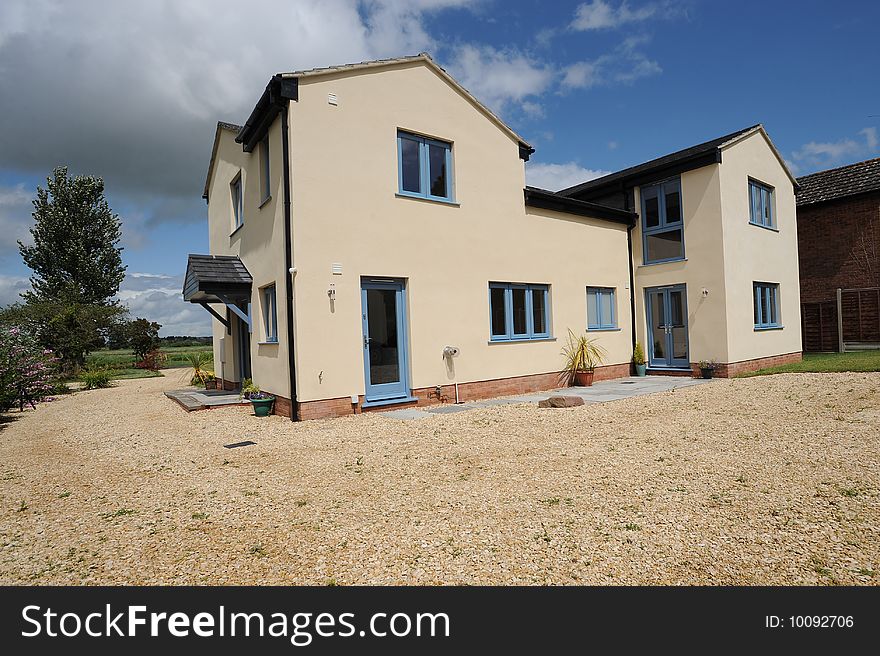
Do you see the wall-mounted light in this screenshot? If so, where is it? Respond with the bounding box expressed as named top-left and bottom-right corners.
top-left (701, 287), bottom-right (709, 298)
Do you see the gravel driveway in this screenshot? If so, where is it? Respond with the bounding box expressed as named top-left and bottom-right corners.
top-left (1, 372), bottom-right (878, 585)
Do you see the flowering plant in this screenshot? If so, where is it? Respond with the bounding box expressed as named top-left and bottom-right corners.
top-left (0, 326), bottom-right (58, 412)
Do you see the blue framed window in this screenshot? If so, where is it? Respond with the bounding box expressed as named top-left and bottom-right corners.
top-left (753, 282), bottom-right (780, 329)
top-left (397, 130), bottom-right (453, 201)
top-left (262, 284), bottom-right (278, 343)
top-left (749, 179), bottom-right (774, 229)
top-left (641, 178), bottom-right (684, 264)
top-left (489, 283), bottom-right (550, 341)
top-left (259, 135), bottom-right (270, 203)
top-left (231, 174), bottom-right (243, 229)
top-left (587, 287), bottom-right (616, 330)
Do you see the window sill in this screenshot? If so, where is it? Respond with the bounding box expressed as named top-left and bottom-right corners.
top-left (395, 192), bottom-right (459, 207)
top-left (638, 257), bottom-right (687, 268)
top-left (749, 221), bottom-right (778, 232)
top-left (257, 340), bottom-right (279, 345)
top-left (754, 325), bottom-right (784, 331)
top-left (587, 327), bottom-right (621, 332)
top-left (230, 223), bottom-right (244, 237)
top-left (259, 195), bottom-right (272, 209)
top-left (488, 336), bottom-right (556, 344)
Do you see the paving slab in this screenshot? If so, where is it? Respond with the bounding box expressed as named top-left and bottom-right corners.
top-left (379, 375), bottom-right (713, 420)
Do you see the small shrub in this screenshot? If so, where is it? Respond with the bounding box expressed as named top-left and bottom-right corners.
top-left (135, 349), bottom-right (167, 371)
top-left (81, 367), bottom-right (113, 390)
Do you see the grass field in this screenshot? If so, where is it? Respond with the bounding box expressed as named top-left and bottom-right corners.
top-left (84, 345), bottom-right (213, 380)
top-left (738, 350), bottom-right (880, 377)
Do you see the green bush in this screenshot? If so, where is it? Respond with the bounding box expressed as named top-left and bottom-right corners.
top-left (81, 367), bottom-right (113, 390)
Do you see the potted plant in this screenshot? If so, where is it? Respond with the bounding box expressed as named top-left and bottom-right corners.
top-left (632, 341), bottom-right (647, 377)
top-left (240, 380), bottom-right (275, 417)
top-left (698, 360), bottom-right (717, 379)
top-left (203, 372), bottom-right (217, 390)
top-left (560, 329), bottom-right (606, 387)
top-left (187, 351), bottom-right (213, 387)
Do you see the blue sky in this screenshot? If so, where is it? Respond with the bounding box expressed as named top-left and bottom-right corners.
top-left (1, 0), bottom-right (878, 334)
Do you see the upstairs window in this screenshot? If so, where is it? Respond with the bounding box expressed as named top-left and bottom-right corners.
top-left (259, 135), bottom-right (271, 204)
top-left (641, 178), bottom-right (684, 264)
top-left (262, 284), bottom-right (278, 343)
top-left (489, 283), bottom-right (550, 341)
top-left (753, 282), bottom-right (780, 329)
top-left (397, 130), bottom-right (453, 201)
top-left (749, 179), bottom-right (774, 229)
top-left (231, 174), bottom-right (244, 230)
top-left (587, 287), bottom-right (617, 330)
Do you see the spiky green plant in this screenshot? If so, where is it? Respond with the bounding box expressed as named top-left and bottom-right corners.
top-left (560, 329), bottom-right (606, 385)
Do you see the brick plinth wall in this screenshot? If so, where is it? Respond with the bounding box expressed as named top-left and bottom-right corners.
top-left (278, 362), bottom-right (633, 421)
top-left (682, 351), bottom-right (803, 378)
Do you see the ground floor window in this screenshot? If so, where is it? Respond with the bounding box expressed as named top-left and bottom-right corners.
top-left (587, 287), bottom-right (616, 330)
top-left (753, 282), bottom-right (780, 329)
top-left (489, 282), bottom-right (550, 341)
top-left (262, 284), bottom-right (278, 342)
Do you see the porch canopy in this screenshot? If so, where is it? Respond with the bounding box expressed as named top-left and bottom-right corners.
top-left (183, 254), bottom-right (253, 332)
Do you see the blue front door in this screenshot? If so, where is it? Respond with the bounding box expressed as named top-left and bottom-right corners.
top-left (645, 284), bottom-right (689, 368)
top-left (361, 278), bottom-right (410, 402)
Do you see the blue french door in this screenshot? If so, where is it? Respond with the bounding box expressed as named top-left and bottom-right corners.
top-left (645, 284), bottom-right (689, 368)
top-left (361, 278), bottom-right (410, 402)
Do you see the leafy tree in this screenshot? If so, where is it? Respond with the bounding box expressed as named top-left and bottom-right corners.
top-left (0, 300), bottom-right (122, 373)
top-left (125, 318), bottom-right (162, 361)
top-left (19, 167), bottom-right (126, 305)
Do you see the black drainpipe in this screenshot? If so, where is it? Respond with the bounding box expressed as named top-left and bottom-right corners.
top-left (625, 189), bottom-right (637, 350)
top-left (280, 97), bottom-right (299, 421)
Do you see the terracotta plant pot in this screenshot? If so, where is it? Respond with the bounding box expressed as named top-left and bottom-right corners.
top-left (572, 370), bottom-right (594, 387)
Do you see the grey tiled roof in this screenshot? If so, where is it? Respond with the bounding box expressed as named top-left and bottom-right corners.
top-left (186, 254), bottom-right (252, 285)
top-left (796, 157), bottom-right (880, 206)
top-left (560, 125), bottom-right (762, 196)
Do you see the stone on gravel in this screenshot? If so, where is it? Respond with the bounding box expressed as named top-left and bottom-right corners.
top-left (538, 396), bottom-right (585, 408)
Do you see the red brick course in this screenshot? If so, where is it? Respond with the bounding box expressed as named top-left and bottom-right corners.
top-left (797, 191), bottom-right (880, 303)
top-left (274, 362), bottom-right (633, 420)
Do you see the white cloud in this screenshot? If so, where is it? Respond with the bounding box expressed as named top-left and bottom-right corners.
top-left (570, 1), bottom-right (686, 31)
top-left (526, 162), bottom-right (610, 191)
top-left (571, 1), bottom-right (660, 31)
top-left (0, 183), bottom-right (33, 253)
top-left (790, 126), bottom-right (879, 171)
top-left (447, 44), bottom-right (556, 115)
top-left (117, 273), bottom-right (211, 336)
top-left (561, 36), bottom-right (661, 90)
top-left (0, 274), bottom-right (30, 307)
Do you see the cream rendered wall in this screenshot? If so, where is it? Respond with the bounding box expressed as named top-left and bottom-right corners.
top-left (205, 122), bottom-right (290, 396)
top-left (717, 132), bottom-right (801, 363)
top-left (287, 62), bottom-right (632, 403)
top-left (632, 164), bottom-right (731, 364)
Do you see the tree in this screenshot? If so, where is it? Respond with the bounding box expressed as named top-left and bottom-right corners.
top-left (11, 167), bottom-right (127, 372)
top-left (125, 318), bottom-right (162, 361)
top-left (19, 167), bottom-right (126, 305)
top-left (0, 301), bottom-right (121, 372)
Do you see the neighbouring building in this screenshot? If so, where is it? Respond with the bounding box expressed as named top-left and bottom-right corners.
top-left (185, 53), bottom-right (802, 420)
top-left (796, 157), bottom-right (880, 351)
